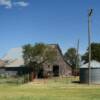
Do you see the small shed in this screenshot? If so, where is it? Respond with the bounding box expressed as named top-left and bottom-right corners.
top-left (80, 60), bottom-right (100, 84)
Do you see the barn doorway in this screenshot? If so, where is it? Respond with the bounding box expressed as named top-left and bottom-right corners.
top-left (53, 65), bottom-right (59, 76)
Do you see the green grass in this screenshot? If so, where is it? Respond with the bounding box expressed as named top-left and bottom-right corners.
top-left (0, 77), bottom-right (100, 100)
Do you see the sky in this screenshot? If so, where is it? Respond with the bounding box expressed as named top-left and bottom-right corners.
top-left (0, 0), bottom-right (100, 58)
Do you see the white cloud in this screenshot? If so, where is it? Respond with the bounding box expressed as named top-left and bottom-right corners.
top-left (0, 0), bottom-right (29, 9)
top-left (0, 0), bottom-right (12, 8)
top-left (14, 1), bottom-right (29, 7)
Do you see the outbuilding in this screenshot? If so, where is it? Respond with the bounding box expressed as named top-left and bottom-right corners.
top-left (80, 60), bottom-right (100, 84)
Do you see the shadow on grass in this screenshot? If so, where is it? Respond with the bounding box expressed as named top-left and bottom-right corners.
top-left (72, 80), bottom-right (80, 84)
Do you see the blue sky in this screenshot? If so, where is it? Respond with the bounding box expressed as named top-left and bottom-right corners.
top-left (0, 0), bottom-right (100, 57)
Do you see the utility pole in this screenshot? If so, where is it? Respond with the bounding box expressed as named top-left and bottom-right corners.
top-left (88, 9), bottom-right (93, 85)
top-left (75, 39), bottom-right (79, 77)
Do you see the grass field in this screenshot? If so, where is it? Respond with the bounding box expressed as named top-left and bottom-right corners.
top-left (0, 77), bottom-right (100, 100)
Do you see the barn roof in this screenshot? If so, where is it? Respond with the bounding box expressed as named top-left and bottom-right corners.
top-left (1, 47), bottom-right (24, 67)
top-left (80, 60), bottom-right (100, 68)
top-left (4, 58), bottom-right (24, 67)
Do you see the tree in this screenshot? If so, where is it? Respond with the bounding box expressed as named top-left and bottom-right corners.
top-left (22, 43), bottom-right (57, 81)
top-left (64, 48), bottom-right (80, 70)
top-left (82, 43), bottom-right (100, 63)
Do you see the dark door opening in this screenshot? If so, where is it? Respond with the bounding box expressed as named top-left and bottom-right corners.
top-left (38, 68), bottom-right (44, 78)
top-left (53, 65), bottom-right (59, 76)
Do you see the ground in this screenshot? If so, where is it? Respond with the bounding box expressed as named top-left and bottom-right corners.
top-left (0, 77), bottom-right (100, 100)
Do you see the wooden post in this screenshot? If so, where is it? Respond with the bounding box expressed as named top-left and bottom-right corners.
top-left (88, 9), bottom-right (93, 85)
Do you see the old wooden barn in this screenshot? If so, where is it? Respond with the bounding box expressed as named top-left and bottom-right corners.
top-left (0, 44), bottom-right (72, 78)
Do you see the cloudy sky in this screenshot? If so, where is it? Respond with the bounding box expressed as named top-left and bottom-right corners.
top-left (0, 0), bottom-right (100, 57)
